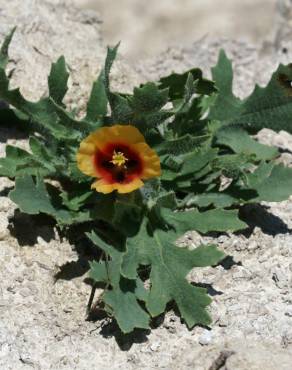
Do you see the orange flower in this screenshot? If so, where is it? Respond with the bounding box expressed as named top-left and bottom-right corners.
top-left (76, 125), bottom-right (161, 194)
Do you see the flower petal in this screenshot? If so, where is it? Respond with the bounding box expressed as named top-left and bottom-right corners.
top-left (115, 178), bottom-right (144, 193)
top-left (76, 152), bottom-right (97, 177)
top-left (91, 178), bottom-right (144, 194)
top-left (106, 125), bottom-right (145, 144)
top-left (132, 142), bottom-right (161, 179)
top-left (84, 125), bottom-right (145, 152)
top-left (91, 179), bottom-right (116, 194)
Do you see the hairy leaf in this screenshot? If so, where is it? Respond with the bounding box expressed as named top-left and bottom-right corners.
top-left (86, 69), bottom-right (108, 122)
top-left (0, 27), bottom-right (16, 69)
top-left (0, 70), bottom-right (80, 141)
top-left (131, 82), bottom-right (169, 112)
top-left (209, 50), bottom-right (241, 121)
top-left (158, 68), bottom-right (215, 99)
top-left (161, 208), bottom-right (247, 234)
top-left (210, 50), bottom-right (292, 134)
top-left (48, 56), bottom-right (69, 105)
top-left (88, 231), bottom-right (150, 333)
top-left (121, 220), bottom-right (225, 328)
top-left (9, 176), bottom-right (91, 225)
top-left (244, 162), bottom-right (292, 202)
top-left (156, 134), bottom-right (210, 155)
top-left (215, 126), bottom-right (278, 161)
top-left (0, 145), bottom-right (31, 177)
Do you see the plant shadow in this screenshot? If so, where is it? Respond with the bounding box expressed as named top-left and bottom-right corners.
top-left (54, 226), bottom-right (102, 281)
top-left (0, 108), bottom-right (29, 142)
top-left (219, 255), bottom-right (242, 270)
top-left (8, 209), bottom-right (100, 280)
top-left (192, 282), bottom-right (223, 296)
top-left (238, 203), bottom-right (292, 237)
top-left (99, 320), bottom-right (150, 351)
top-left (8, 209), bottom-right (55, 246)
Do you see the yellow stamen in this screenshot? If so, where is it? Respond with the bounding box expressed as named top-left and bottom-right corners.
top-left (111, 151), bottom-right (128, 167)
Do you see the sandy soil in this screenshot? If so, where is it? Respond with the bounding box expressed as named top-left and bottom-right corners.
top-left (77, 0), bottom-right (277, 60)
top-left (1, 1), bottom-right (292, 369)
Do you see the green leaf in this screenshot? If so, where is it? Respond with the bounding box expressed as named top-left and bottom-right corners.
top-left (0, 70), bottom-right (80, 141)
top-left (210, 50), bottom-right (292, 134)
top-left (135, 111), bottom-right (172, 132)
top-left (104, 280), bottom-right (149, 333)
top-left (121, 220), bottom-right (225, 328)
top-left (131, 82), bottom-right (169, 112)
top-left (104, 43), bottom-right (120, 91)
top-left (29, 137), bottom-right (59, 171)
top-left (104, 43), bottom-right (120, 113)
top-left (85, 69), bottom-right (108, 121)
top-left (179, 148), bottom-right (218, 177)
top-left (212, 153), bottom-right (254, 179)
top-left (60, 190), bottom-right (93, 211)
top-left (9, 175), bottom-right (56, 215)
top-left (156, 134), bottom-right (210, 155)
top-left (48, 56), bottom-right (69, 104)
top-left (243, 162), bottom-right (292, 202)
top-left (110, 93), bottom-right (133, 123)
top-left (0, 27), bottom-right (16, 69)
top-left (184, 193), bottom-right (238, 208)
top-left (215, 126), bottom-right (278, 161)
top-left (0, 146), bottom-right (31, 177)
top-left (111, 197), bottom-right (143, 236)
top-left (91, 194), bottom-right (144, 237)
top-left (88, 231), bottom-right (150, 333)
top-left (49, 98), bottom-right (93, 135)
top-left (158, 68), bottom-right (215, 100)
top-left (209, 50), bottom-right (241, 121)
top-left (0, 140), bottom-right (59, 178)
top-left (9, 176), bottom-right (92, 225)
top-left (232, 63), bottom-right (292, 133)
top-left (161, 148), bottom-right (218, 182)
top-left (161, 208), bottom-right (247, 234)
top-left (170, 73), bottom-right (209, 136)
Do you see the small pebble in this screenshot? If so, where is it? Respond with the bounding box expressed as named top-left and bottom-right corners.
top-left (285, 307), bottom-right (292, 317)
top-left (150, 342), bottom-right (161, 352)
top-left (198, 330), bottom-right (212, 345)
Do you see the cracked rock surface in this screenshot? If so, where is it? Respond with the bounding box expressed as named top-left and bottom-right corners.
top-left (1, 1), bottom-right (292, 369)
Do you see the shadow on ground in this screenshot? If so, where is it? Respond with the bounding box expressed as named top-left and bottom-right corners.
top-left (0, 108), bottom-right (29, 142)
top-left (239, 203), bottom-right (292, 237)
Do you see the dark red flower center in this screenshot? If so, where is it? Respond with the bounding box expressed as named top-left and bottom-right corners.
top-left (94, 142), bottom-right (143, 184)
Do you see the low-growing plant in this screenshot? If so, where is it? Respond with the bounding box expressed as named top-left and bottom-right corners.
top-left (1, 28), bottom-right (292, 333)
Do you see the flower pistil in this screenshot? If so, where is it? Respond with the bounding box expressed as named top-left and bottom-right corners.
top-left (111, 150), bottom-right (129, 167)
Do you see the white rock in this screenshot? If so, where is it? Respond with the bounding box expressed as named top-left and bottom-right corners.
top-left (198, 330), bottom-right (213, 345)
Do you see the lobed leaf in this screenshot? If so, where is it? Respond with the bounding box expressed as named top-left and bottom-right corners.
top-left (121, 220), bottom-right (225, 328)
top-left (210, 50), bottom-right (292, 134)
top-left (88, 231), bottom-right (150, 333)
top-left (9, 175), bottom-right (92, 225)
top-left (48, 56), bottom-right (69, 105)
top-left (158, 68), bottom-right (215, 100)
top-left (161, 208), bottom-right (247, 234)
top-left (215, 126), bottom-right (278, 161)
top-left (85, 69), bottom-right (108, 122)
top-left (0, 27), bottom-right (16, 69)
top-left (243, 162), bottom-right (292, 202)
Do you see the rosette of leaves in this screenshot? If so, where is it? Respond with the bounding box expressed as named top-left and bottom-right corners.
top-left (1, 29), bottom-right (292, 333)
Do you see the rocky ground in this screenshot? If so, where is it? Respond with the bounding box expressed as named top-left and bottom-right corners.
top-left (1, 1), bottom-right (292, 369)
top-left (76, 0), bottom-right (276, 61)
